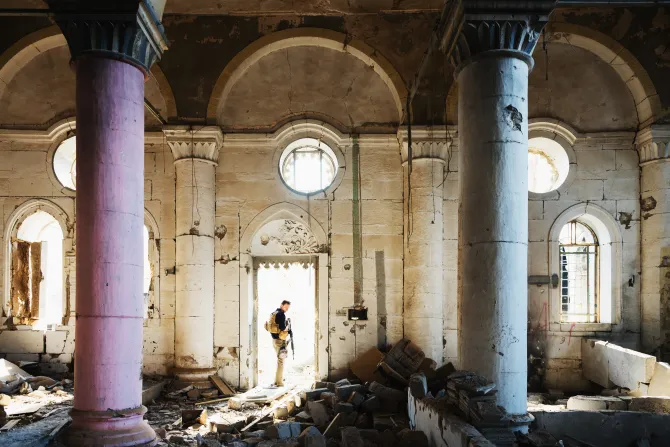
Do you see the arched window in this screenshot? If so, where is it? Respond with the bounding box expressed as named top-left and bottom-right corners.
top-left (559, 221), bottom-right (599, 323)
top-left (11, 210), bottom-right (64, 326)
top-left (53, 136), bottom-right (76, 190)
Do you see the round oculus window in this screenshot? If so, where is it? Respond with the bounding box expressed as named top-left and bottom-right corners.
top-left (53, 136), bottom-right (76, 190)
top-left (279, 138), bottom-right (338, 194)
top-left (528, 137), bottom-right (570, 194)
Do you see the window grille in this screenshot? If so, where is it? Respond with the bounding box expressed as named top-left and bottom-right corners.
top-left (559, 220), bottom-right (599, 323)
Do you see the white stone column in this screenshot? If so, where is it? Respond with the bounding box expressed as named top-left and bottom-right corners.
top-left (400, 132), bottom-right (449, 363)
top-left (637, 126), bottom-right (670, 355)
top-left (165, 126), bottom-right (222, 384)
top-left (451, 14), bottom-right (548, 418)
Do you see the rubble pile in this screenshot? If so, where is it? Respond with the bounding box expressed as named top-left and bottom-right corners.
top-left (0, 359), bottom-right (73, 437)
top-left (154, 338), bottom-right (432, 446)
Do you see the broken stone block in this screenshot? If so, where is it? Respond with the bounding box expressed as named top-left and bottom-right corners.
top-left (242, 430), bottom-right (266, 439)
top-left (0, 394), bottom-right (11, 406)
top-left (323, 413), bottom-right (342, 438)
top-left (181, 409), bottom-right (207, 427)
top-left (566, 395), bottom-right (627, 411)
top-left (355, 413), bottom-right (371, 429)
top-left (372, 414), bottom-right (397, 431)
top-left (369, 382), bottom-right (406, 403)
top-left (397, 428), bottom-right (429, 447)
top-left (347, 391), bottom-right (365, 407)
top-left (342, 411), bottom-right (359, 427)
top-left (320, 391), bottom-right (338, 408)
top-left (340, 426), bottom-right (364, 447)
top-left (228, 397), bottom-right (244, 410)
top-left (357, 428), bottom-right (380, 444)
top-left (379, 430), bottom-right (397, 446)
top-left (360, 396), bottom-right (381, 413)
top-left (629, 397), bottom-right (670, 414)
top-left (265, 422), bottom-right (302, 439)
top-left (274, 405), bottom-right (290, 419)
top-left (335, 384), bottom-right (362, 401)
top-left (409, 373), bottom-right (427, 399)
top-left (581, 339), bottom-right (611, 388)
top-left (607, 343), bottom-right (656, 392)
top-left (350, 347), bottom-right (385, 383)
top-left (649, 362), bottom-right (670, 396)
top-left (307, 400), bottom-right (331, 426)
top-left (305, 388), bottom-right (329, 401)
top-left (335, 402), bottom-right (355, 414)
top-left (336, 379), bottom-right (352, 387)
top-left (187, 388), bottom-right (201, 400)
top-left (295, 410), bottom-right (313, 422)
top-left (298, 426), bottom-right (326, 447)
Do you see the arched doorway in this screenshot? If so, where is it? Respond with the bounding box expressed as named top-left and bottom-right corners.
top-left (239, 205), bottom-right (329, 389)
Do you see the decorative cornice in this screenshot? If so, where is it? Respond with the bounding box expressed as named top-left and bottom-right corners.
top-left (397, 126), bottom-right (457, 164)
top-left (163, 126), bottom-right (223, 164)
top-left (49, 1), bottom-right (168, 75)
top-left (439, 1), bottom-right (556, 71)
top-left (636, 125), bottom-right (670, 165)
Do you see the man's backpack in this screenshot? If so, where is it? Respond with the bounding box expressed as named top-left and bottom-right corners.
top-left (264, 311), bottom-right (280, 334)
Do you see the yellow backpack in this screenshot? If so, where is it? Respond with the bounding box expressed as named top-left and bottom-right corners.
top-left (264, 311), bottom-right (280, 334)
top-left (264, 311), bottom-right (290, 340)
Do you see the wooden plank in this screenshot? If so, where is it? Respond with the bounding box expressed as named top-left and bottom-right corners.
top-left (209, 375), bottom-right (235, 396)
top-left (0, 419), bottom-right (20, 431)
top-left (195, 396), bottom-right (232, 406)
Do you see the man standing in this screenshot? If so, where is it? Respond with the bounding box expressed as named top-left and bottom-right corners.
top-left (269, 300), bottom-right (292, 387)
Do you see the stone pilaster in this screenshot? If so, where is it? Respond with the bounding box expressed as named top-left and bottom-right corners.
top-left (399, 129), bottom-right (452, 364)
top-left (637, 126), bottom-right (670, 358)
top-left (165, 126), bottom-right (223, 384)
top-left (49, 1), bottom-right (168, 445)
top-left (442, 2), bottom-right (554, 419)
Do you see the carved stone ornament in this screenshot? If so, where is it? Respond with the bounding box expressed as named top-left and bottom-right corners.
top-left (438, 1), bottom-right (556, 70)
top-left (636, 125), bottom-right (670, 164)
top-left (49, 0), bottom-right (168, 75)
top-left (164, 126), bottom-right (224, 164)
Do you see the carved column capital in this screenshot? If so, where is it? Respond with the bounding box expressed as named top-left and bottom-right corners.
top-left (397, 127), bottom-right (456, 164)
top-left (48, 0), bottom-right (168, 75)
top-left (636, 125), bottom-right (670, 165)
top-left (164, 126), bottom-right (224, 165)
top-left (439, 1), bottom-right (555, 72)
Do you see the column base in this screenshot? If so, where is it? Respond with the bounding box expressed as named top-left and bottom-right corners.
top-left (62, 406), bottom-right (156, 446)
top-left (172, 367), bottom-right (218, 389)
top-left (504, 412), bottom-right (534, 434)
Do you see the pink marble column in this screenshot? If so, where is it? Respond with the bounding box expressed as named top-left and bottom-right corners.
top-left (64, 56), bottom-right (156, 446)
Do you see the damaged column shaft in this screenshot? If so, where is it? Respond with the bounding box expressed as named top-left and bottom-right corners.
top-left (450, 9), bottom-right (550, 417)
top-left (401, 134), bottom-right (449, 363)
top-left (50, 1), bottom-right (168, 445)
top-left (636, 127), bottom-right (670, 353)
top-left (166, 127), bottom-right (223, 383)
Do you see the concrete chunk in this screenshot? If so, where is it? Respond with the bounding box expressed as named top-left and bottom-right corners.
top-left (649, 362), bottom-right (670, 397)
top-left (566, 395), bottom-right (628, 411)
top-left (581, 339), bottom-right (610, 388)
top-left (607, 343), bottom-right (656, 392)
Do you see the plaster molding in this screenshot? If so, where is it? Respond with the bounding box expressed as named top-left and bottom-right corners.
top-left (636, 125), bottom-right (670, 165)
top-left (50, 0), bottom-right (168, 75)
top-left (397, 126), bottom-right (457, 163)
top-left (164, 126), bottom-right (223, 164)
top-left (0, 118), bottom-right (76, 144)
top-left (528, 119), bottom-right (579, 146)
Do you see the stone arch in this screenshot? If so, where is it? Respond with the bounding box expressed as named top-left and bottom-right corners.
top-left (206, 27), bottom-right (408, 125)
top-left (0, 26), bottom-right (178, 122)
top-left (545, 22), bottom-right (661, 128)
top-left (3, 199), bottom-right (71, 320)
top-left (240, 202), bottom-right (327, 255)
top-left (548, 203), bottom-right (623, 329)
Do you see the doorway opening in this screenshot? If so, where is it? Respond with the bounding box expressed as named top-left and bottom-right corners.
top-left (256, 258), bottom-right (316, 387)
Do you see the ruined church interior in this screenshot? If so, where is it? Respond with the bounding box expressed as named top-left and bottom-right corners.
top-left (1, 0), bottom-right (670, 446)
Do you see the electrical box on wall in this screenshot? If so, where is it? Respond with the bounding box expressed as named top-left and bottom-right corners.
top-left (348, 307), bottom-right (368, 321)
